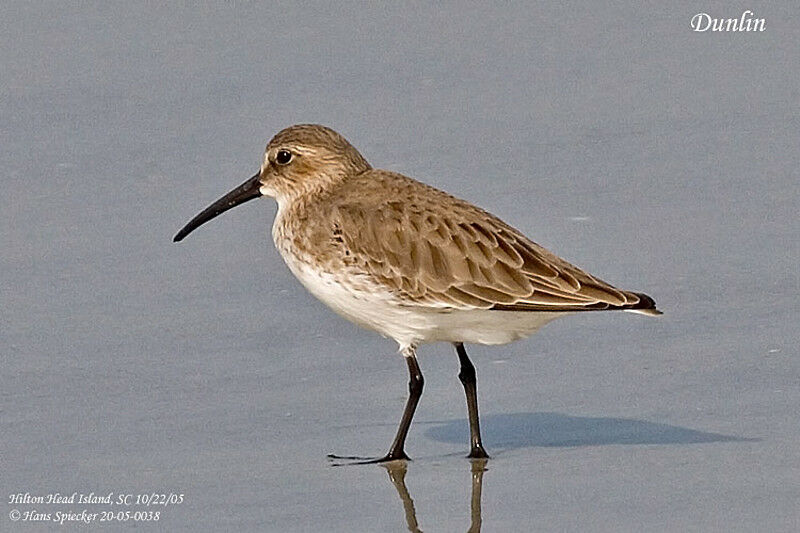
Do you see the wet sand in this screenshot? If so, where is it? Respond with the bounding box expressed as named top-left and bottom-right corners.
top-left (2, 3), bottom-right (798, 531)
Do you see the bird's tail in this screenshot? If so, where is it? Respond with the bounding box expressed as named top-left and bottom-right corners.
top-left (623, 292), bottom-right (663, 316)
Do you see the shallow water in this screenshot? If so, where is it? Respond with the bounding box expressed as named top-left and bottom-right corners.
top-left (2, 3), bottom-right (798, 531)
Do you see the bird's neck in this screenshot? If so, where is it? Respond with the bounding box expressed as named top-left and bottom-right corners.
top-left (271, 172), bottom-right (346, 252)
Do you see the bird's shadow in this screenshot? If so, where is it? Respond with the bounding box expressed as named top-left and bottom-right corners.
top-left (425, 412), bottom-right (755, 449)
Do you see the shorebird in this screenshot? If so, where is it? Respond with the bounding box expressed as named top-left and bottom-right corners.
top-left (174, 124), bottom-right (661, 462)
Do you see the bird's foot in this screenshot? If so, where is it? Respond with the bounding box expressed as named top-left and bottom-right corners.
top-left (327, 451), bottom-right (410, 466)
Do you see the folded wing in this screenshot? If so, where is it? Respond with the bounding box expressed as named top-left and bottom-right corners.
top-left (334, 172), bottom-right (658, 314)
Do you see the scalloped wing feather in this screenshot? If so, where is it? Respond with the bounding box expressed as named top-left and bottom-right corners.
top-left (332, 171), bottom-right (649, 313)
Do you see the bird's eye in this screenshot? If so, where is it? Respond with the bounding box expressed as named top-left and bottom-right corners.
top-left (276, 150), bottom-right (293, 165)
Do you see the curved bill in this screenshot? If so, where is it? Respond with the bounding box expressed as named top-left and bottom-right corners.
top-left (173, 172), bottom-right (262, 242)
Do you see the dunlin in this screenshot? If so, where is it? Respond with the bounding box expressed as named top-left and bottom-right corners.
top-left (174, 124), bottom-right (661, 462)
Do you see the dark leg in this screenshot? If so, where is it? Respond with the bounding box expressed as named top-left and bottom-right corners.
top-left (455, 342), bottom-right (489, 459)
top-left (329, 347), bottom-right (423, 464)
top-left (382, 349), bottom-right (424, 461)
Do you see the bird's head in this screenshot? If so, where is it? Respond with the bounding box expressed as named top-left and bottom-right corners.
top-left (173, 124), bottom-right (369, 242)
top-left (259, 124), bottom-right (370, 198)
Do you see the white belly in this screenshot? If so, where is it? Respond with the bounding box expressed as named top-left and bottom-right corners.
top-left (282, 253), bottom-right (566, 350)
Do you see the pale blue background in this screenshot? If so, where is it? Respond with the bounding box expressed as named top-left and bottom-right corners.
top-left (2, 2), bottom-right (798, 531)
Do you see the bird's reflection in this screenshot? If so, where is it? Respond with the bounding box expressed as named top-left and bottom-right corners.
top-left (381, 459), bottom-right (488, 533)
top-left (382, 461), bottom-right (422, 532)
top-left (467, 459), bottom-right (486, 533)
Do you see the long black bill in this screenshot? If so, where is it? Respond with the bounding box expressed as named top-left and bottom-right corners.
top-left (173, 172), bottom-right (263, 242)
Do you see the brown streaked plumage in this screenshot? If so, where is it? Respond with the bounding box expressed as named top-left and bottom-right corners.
top-left (323, 170), bottom-right (657, 313)
top-left (174, 124), bottom-right (662, 463)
